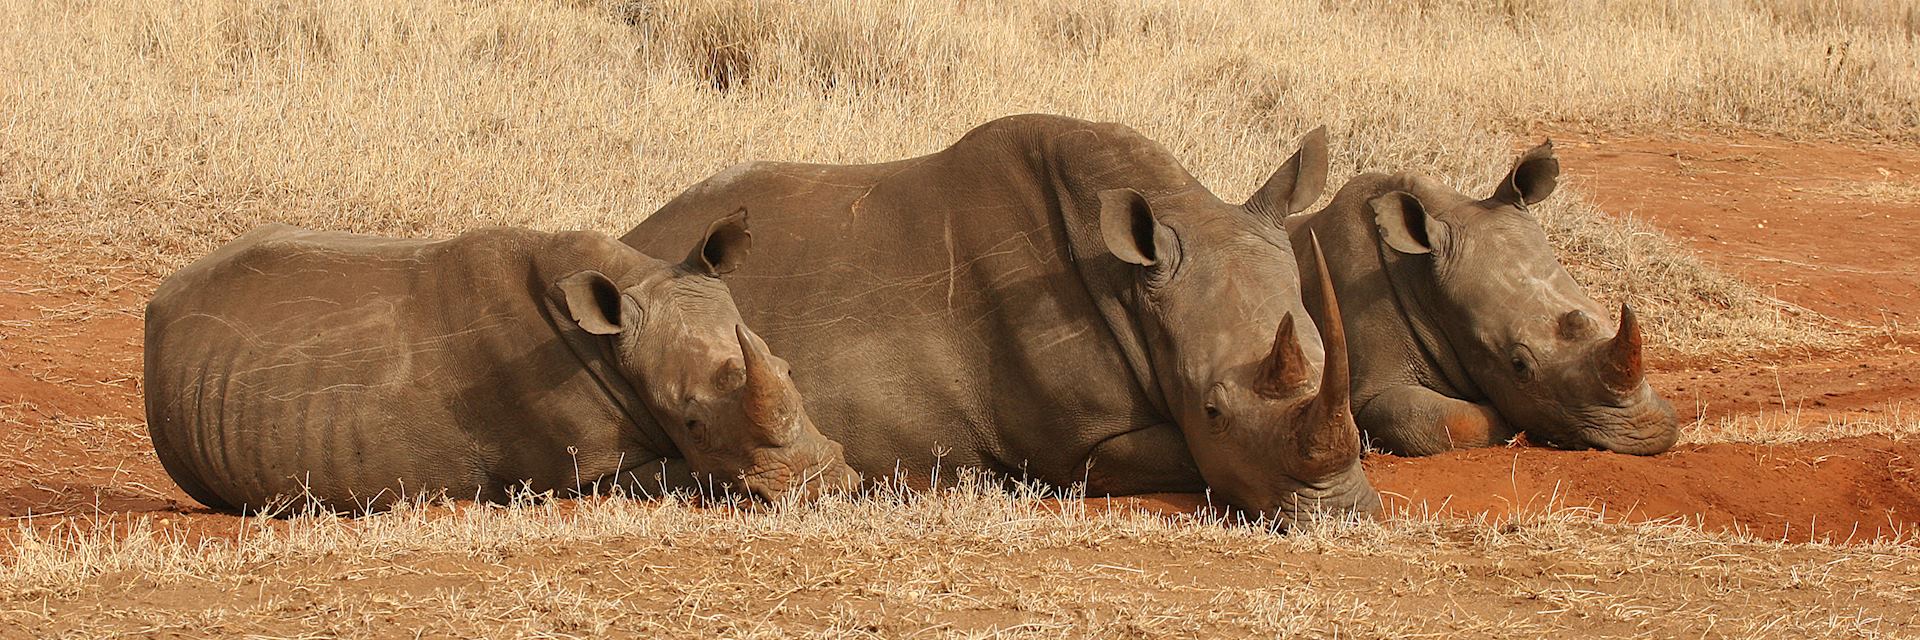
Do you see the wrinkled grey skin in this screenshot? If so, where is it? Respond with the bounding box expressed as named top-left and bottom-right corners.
top-left (1286, 142), bottom-right (1679, 456)
top-left (145, 216), bottom-right (858, 514)
top-left (624, 114), bottom-right (1379, 525)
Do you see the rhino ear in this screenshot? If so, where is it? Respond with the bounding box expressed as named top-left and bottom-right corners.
top-left (685, 208), bottom-right (752, 276)
top-left (1491, 141), bottom-right (1559, 208)
top-left (556, 270), bottom-right (630, 335)
top-left (1244, 125), bottom-right (1329, 220)
top-left (1371, 191), bottom-right (1448, 256)
top-left (1099, 188), bottom-right (1172, 267)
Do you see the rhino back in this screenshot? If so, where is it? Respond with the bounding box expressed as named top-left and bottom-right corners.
top-left (624, 116), bottom-right (1185, 487)
top-left (145, 226), bottom-right (649, 511)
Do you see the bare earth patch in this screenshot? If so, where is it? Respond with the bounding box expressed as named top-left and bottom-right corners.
top-left (1548, 131), bottom-right (1920, 328)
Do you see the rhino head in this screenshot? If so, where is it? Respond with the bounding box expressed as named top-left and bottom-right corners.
top-left (556, 210), bottom-right (862, 502)
top-left (1368, 143), bottom-right (1679, 455)
top-left (1099, 127), bottom-right (1380, 525)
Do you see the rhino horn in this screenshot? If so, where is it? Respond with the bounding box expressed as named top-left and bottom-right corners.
top-left (1255, 313), bottom-right (1311, 398)
top-left (1299, 232), bottom-right (1359, 470)
top-left (1601, 303), bottom-right (1645, 394)
top-left (736, 325), bottom-right (791, 430)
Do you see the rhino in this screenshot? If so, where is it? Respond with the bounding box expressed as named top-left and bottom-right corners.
top-left (621, 114), bottom-right (1380, 524)
top-left (1285, 142), bottom-right (1679, 456)
top-left (144, 216), bottom-right (859, 514)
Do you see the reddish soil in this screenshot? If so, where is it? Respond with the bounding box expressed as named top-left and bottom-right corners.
top-left (1556, 131), bottom-right (1920, 427)
top-left (2, 131), bottom-right (1918, 543)
top-left (1368, 436), bottom-right (1920, 541)
top-left (1555, 133), bottom-right (1920, 325)
top-left (0, 245), bottom-right (193, 517)
top-left (1084, 435), bottom-right (1920, 542)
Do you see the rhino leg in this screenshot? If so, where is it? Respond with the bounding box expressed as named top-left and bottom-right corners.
top-left (1082, 423), bottom-right (1207, 495)
top-left (1358, 385), bottom-right (1513, 456)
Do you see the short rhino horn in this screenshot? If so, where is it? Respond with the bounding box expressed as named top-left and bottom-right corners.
top-left (736, 325), bottom-right (790, 430)
top-left (1299, 232), bottom-right (1359, 471)
top-left (1255, 313), bottom-right (1311, 398)
top-left (1600, 303), bottom-right (1645, 394)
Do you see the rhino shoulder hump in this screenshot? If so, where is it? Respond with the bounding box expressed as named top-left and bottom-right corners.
top-left (684, 160), bottom-right (777, 197)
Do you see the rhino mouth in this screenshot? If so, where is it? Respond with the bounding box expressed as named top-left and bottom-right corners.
top-left (1530, 396), bottom-right (1679, 455)
top-left (736, 455), bottom-right (861, 504)
top-left (1254, 461), bottom-right (1383, 529)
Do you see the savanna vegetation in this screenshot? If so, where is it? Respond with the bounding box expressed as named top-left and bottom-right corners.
top-left (3, 0), bottom-right (1918, 636)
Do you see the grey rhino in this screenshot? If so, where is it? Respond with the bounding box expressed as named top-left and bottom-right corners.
top-left (1286, 142), bottom-right (1679, 456)
top-left (622, 114), bottom-right (1380, 524)
top-left (144, 215), bottom-right (858, 514)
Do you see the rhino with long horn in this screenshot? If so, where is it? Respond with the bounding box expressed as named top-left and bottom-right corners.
top-left (622, 115), bottom-right (1379, 525)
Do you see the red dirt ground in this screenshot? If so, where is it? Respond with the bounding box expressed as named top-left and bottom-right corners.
top-left (2, 132), bottom-right (1917, 542)
top-left (1562, 131), bottom-right (1920, 428)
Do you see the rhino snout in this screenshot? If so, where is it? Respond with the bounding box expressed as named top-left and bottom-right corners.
top-left (1257, 461), bottom-right (1382, 530)
top-left (1575, 396), bottom-right (1679, 456)
top-left (742, 442), bottom-right (862, 505)
top-left (1272, 487), bottom-right (1384, 531)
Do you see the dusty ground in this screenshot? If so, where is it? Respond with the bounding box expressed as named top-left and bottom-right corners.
top-left (1, 132), bottom-right (1918, 636)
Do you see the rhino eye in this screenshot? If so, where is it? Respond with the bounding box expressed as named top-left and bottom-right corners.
top-left (717, 360), bottom-right (747, 390)
top-left (1509, 346), bottom-right (1537, 384)
top-left (1204, 403), bottom-right (1222, 420)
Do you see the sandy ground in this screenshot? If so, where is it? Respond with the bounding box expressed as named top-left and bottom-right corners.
top-left (1, 132), bottom-right (1918, 543)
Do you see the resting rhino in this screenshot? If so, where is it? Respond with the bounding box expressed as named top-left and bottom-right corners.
top-left (1285, 142), bottom-right (1679, 456)
top-left (144, 216), bottom-right (858, 514)
top-left (622, 114), bottom-right (1379, 524)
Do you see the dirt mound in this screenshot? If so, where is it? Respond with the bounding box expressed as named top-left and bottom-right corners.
top-left (1073, 437), bottom-right (1920, 541)
top-left (1367, 436), bottom-right (1920, 541)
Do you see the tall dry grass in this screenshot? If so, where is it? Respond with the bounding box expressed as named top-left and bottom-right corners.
top-left (3, 0), bottom-right (1917, 352)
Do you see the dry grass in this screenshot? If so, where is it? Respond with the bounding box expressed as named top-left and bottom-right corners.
top-left (2, 478), bottom-right (1916, 638)
top-left (4, 0), bottom-right (1916, 354)
top-left (1806, 178), bottom-right (1920, 204)
top-left (1536, 187), bottom-right (1848, 353)
top-left (1684, 404), bottom-right (1920, 444)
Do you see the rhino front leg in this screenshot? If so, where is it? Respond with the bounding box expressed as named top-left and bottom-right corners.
top-left (1082, 423), bottom-right (1207, 496)
top-left (1358, 385), bottom-right (1513, 456)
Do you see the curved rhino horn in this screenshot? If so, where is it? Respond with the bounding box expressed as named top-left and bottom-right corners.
top-left (1255, 313), bottom-right (1311, 398)
top-left (736, 325), bottom-right (791, 431)
top-left (1298, 232), bottom-right (1359, 472)
top-left (1600, 303), bottom-right (1645, 395)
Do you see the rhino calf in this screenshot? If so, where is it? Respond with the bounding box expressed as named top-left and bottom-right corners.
top-left (1286, 142), bottom-right (1679, 456)
top-left (144, 214), bottom-right (858, 514)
